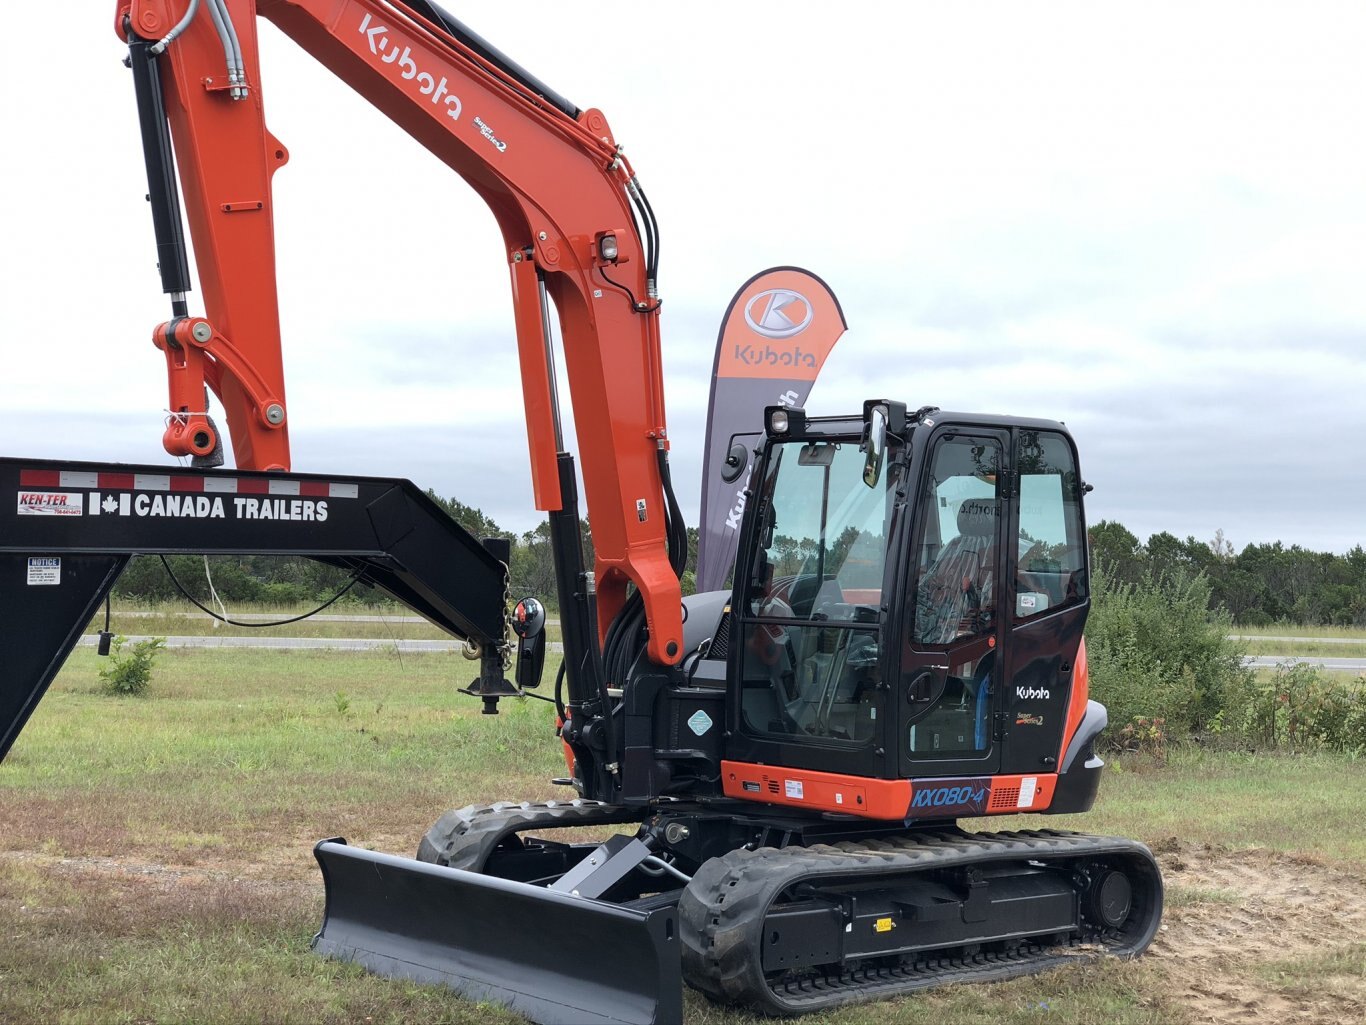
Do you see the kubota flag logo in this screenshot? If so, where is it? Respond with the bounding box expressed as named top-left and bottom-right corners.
top-left (744, 289), bottom-right (813, 340)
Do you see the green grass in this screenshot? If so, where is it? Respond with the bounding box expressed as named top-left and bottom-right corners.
top-left (1241, 638), bottom-right (1366, 657)
top-left (1010, 746), bottom-right (1366, 869)
top-left (87, 600), bottom-right (564, 644)
top-left (1234, 625), bottom-right (1366, 641)
top-left (0, 648), bottom-right (568, 867)
top-left (4, 648), bottom-right (1365, 1023)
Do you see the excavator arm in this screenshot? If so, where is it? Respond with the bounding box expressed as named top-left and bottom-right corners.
top-left (115, 0), bottom-right (684, 666)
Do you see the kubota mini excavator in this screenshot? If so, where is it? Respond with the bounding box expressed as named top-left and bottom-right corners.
top-left (0, 3), bottom-right (1163, 1023)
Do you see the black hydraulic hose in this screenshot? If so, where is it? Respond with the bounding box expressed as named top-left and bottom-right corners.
top-left (625, 179), bottom-right (660, 301)
top-left (553, 659), bottom-right (566, 719)
top-left (602, 589), bottom-right (644, 685)
top-left (634, 179), bottom-right (662, 284)
top-left (656, 447), bottom-right (688, 577)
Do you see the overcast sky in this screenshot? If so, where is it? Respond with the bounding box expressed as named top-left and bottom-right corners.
top-left (2, 2), bottom-right (1363, 554)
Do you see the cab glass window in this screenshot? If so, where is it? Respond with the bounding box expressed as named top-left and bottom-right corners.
top-left (1015, 430), bottom-right (1087, 618)
top-left (913, 437), bottom-right (1001, 646)
top-left (739, 439), bottom-right (899, 745)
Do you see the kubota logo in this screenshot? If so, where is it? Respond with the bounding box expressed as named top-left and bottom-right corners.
top-left (730, 343), bottom-right (819, 370)
top-left (724, 488), bottom-right (747, 530)
top-left (359, 14), bottom-right (462, 121)
top-left (744, 289), bottom-right (813, 340)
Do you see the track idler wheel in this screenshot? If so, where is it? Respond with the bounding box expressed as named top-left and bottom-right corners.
top-left (1086, 868), bottom-right (1134, 929)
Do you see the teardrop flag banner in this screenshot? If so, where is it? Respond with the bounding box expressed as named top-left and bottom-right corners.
top-left (695, 267), bottom-right (847, 593)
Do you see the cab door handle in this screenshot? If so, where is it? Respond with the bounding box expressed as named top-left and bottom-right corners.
top-left (906, 665), bottom-right (948, 704)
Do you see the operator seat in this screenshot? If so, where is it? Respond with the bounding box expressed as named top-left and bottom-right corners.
top-left (915, 497), bottom-right (999, 646)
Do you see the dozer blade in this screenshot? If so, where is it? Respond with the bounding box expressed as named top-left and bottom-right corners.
top-left (311, 839), bottom-right (682, 1025)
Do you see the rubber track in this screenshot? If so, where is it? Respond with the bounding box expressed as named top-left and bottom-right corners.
top-left (416, 799), bottom-right (646, 871)
top-left (677, 828), bottom-right (1163, 1016)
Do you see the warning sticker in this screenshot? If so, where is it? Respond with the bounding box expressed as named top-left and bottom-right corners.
top-left (784, 779), bottom-right (804, 800)
top-left (1017, 776), bottom-right (1038, 808)
top-left (17, 491), bottom-right (83, 516)
top-left (27, 557), bottom-right (61, 585)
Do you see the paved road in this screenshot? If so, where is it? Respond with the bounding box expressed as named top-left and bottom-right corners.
top-left (1242, 655), bottom-right (1366, 671)
top-left (77, 634), bottom-right (566, 654)
top-left (107, 612), bottom-right (562, 626)
top-left (77, 635), bottom-right (1365, 671)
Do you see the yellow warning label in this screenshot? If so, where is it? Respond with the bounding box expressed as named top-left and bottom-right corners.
top-left (874, 916), bottom-right (895, 933)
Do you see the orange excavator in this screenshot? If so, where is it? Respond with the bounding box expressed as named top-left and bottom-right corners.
top-left (0, 3), bottom-right (1162, 1022)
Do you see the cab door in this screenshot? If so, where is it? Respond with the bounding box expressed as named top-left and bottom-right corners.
top-left (998, 428), bottom-right (1090, 775)
top-left (897, 428), bottom-right (1008, 779)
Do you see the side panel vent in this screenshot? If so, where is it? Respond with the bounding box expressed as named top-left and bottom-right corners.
top-left (989, 787), bottom-right (1020, 811)
top-left (708, 610), bottom-right (731, 660)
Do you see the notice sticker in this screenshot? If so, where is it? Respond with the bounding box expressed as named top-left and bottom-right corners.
top-left (784, 779), bottom-right (804, 800)
top-left (27, 557), bottom-right (61, 585)
top-left (687, 710), bottom-right (714, 737)
top-left (17, 491), bottom-right (83, 516)
top-left (1017, 776), bottom-right (1038, 809)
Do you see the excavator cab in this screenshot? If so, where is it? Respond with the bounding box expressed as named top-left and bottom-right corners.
top-left (718, 402), bottom-right (1098, 812)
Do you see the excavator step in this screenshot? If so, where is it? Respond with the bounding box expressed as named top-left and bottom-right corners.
top-left (312, 838), bottom-right (683, 1025)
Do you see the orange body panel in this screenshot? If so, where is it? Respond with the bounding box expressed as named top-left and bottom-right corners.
top-left (722, 761), bottom-right (909, 820)
top-left (982, 773), bottom-right (1057, 814)
top-left (116, 0), bottom-right (682, 663)
top-left (1058, 637), bottom-right (1090, 764)
top-left (722, 761), bottom-right (1058, 821)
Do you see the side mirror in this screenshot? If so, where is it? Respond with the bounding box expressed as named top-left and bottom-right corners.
top-left (862, 404), bottom-right (888, 488)
top-left (511, 597), bottom-right (547, 689)
top-left (720, 441), bottom-right (750, 484)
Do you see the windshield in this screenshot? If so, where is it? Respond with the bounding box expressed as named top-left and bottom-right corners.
top-left (747, 438), bottom-right (899, 619)
top-left (738, 436), bottom-right (901, 745)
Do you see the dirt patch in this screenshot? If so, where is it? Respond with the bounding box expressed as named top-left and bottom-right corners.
top-left (1146, 839), bottom-right (1366, 1024)
top-left (5, 837), bottom-right (1365, 1023)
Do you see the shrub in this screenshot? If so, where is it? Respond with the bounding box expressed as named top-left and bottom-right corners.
top-left (1218, 662), bottom-right (1366, 754)
top-left (1087, 560), bottom-right (1253, 748)
top-left (97, 636), bottom-right (165, 696)
top-left (1113, 715), bottom-right (1169, 761)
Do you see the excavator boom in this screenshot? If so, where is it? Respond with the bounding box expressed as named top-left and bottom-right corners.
top-left (117, 0), bottom-right (683, 666)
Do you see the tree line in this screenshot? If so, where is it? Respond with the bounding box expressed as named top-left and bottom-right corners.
top-left (111, 488), bottom-right (1363, 629)
top-left (113, 489), bottom-right (700, 608)
top-left (1089, 521), bottom-right (1366, 628)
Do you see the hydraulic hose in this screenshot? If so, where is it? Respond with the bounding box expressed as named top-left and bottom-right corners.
top-left (656, 446), bottom-right (688, 578)
top-left (205, 0), bottom-right (245, 97)
top-left (202, 0), bottom-right (234, 85)
top-left (150, 0), bottom-right (200, 55)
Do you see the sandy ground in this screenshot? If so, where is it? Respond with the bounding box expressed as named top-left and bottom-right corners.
top-left (1147, 838), bottom-right (1366, 1024)
top-left (5, 837), bottom-right (1365, 1024)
